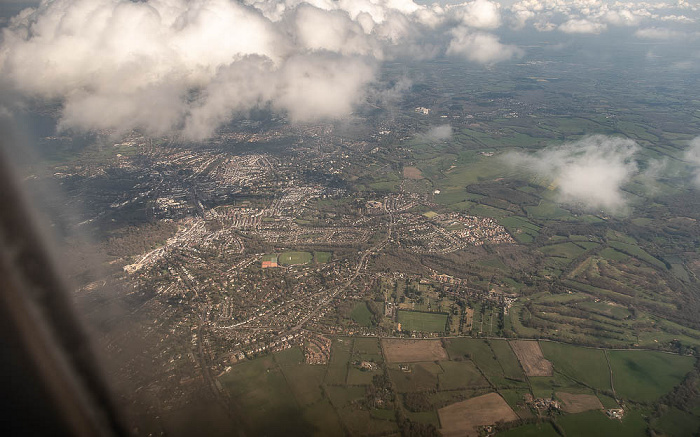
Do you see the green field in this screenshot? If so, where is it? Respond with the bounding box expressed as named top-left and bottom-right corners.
top-left (301, 400), bottom-right (345, 436)
top-left (540, 242), bottom-right (586, 259)
top-left (405, 410), bottom-right (440, 426)
top-left (325, 338), bottom-right (352, 385)
top-left (499, 216), bottom-right (540, 243)
top-left (438, 360), bottom-right (488, 390)
top-left (526, 201), bottom-right (573, 220)
top-left (280, 365), bottom-right (327, 406)
top-left (529, 372), bottom-right (587, 399)
top-left (443, 338), bottom-right (516, 387)
top-left (653, 407), bottom-right (700, 437)
top-left (398, 310), bottom-right (447, 332)
top-left (496, 422), bottom-right (559, 437)
top-left (219, 356), bottom-right (310, 435)
top-left (498, 388), bottom-right (532, 410)
top-left (600, 247), bottom-right (629, 261)
top-left (557, 409), bottom-right (648, 437)
top-left (220, 335), bottom-right (699, 437)
top-left (490, 340), bottom-right (525, 380)
top-left (350, 302), bottom-right (373, 327)
top-left (278, 251), bottom-right (313, 265)
top-left (389, 363), bottom-right (439, 393)
top-left (346, 366), bottom-right (377, 385)
top-left (326, 385), bottom-right (366, 408)
top-left (353, 337), bottom-right (382, 359)
top-left (313, 251), bottom-right (332, 263)
top-left (274, 346), bottom-right (305, 366)
top-left (576, 300), bottom-right (631, 319)
top-left (607, 241), bottom-right (666, 269)
top-left (445, 338), bottom-right (490, 360)
top-left (336, 408), bottom-right (399, 435)
top-left (608, 350), bottom-right (695, 402)
top-left (540, 342), bottom-right (611, 391)
top-left (370, 408), bottom-right (396, 420)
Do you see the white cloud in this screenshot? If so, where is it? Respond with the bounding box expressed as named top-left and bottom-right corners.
top-left (181, 54), bottom-right (377, 140)
top-left (275, 54), bottom-right (377, 122)
top-left (422, 124), bottom-right (453, 141)
top-left (559, 18), bottom-right (607, 34)
top-left (0, 0), bottom-right (532, 139)
top-left (446, 27), bottom-right (523, 64)
top-left (635, 27), bottom-right (683, 40)
top-left (293, 5), bottom-right (377, 57)
top-left (657, 14), bottom-right (694, 24)
top-left (602, 9), bottom-right (642, 27)
top-left (684, 136), bottom-right (700, 188)
top-left (507, 0), bottom-right (700, 33)
top-left (452, 0), bottom-right (502, 29)
top-left (533, 20), bottom-right (557, 32)
top-left (367, 75), bottom-right (412, 114)
top-left (10, 0), bottom-right (700, 140)
top-left (1, 0), bottom-right (296, 138)
top-left (504, 136), bottom-right (642, 212)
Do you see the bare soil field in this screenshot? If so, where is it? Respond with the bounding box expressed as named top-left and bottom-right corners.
top-left (403, 166), bottom-right (424, 180)
top-left (438, 392), bottom-right (519, 437)
top-left (556, 392), bottom-right (604, 413)
top-left (509, 340), bottom-right (553, 376)
top-left (382, 339), bottom-right (448, 363)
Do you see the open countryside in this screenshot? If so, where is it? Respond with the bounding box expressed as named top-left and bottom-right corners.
top-left (217, 337), bottom-right (699, 436)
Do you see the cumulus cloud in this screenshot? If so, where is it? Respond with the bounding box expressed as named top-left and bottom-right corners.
top-left (635, 27), bottom-right (684, 40)
top-left (533, 20), bottom-right (557, 32)
top-left (422, 124), bottom-right (453, 142)
top-left (504, 136), bottom-right (642, 212)
top-left (684, 136), bottom-right (700, 187)
top-left (658, 14), bottom-right (695, 24)
top-left (293, 5), bottom-right (378, 57)
top-left (0, 0), bottom-right (528, 139)
top-left (602, 9), bottom-right (642, 27)
top-left (368, 76), bottom-right (413, 114)
top-left (507, 0), bottom-right (698, 34)
top-left (559, 18), bottom-right (607, 34)
top-left (451, 0), bottom-right (502, 30)
top-left (275, 55), bottom-right (377, 122)
top-left (6, 0), bottom-right (697, 140)
top-left (182, 54), bottom-right (377, 139)
top-left (0, 0), bottom-right (294, 138)
top-left (446, 27), bottom-right (523, 64)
